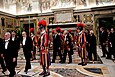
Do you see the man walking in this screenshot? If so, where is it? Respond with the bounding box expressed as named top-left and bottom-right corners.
top-left (3, 32), bottom-right (17, 77)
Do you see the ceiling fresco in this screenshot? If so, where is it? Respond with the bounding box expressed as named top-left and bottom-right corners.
top-left (0, 0), bottom-right (115, 15)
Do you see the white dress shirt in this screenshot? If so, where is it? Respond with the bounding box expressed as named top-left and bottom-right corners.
top-left (55, 34), bottom-right (57, 38)
top-left (5, 39), bottom-right (10, 49)
top-left (12, 37), bottom-right (15, 41)
top-left (64, 34), bottom-right (67, 41)
top-left (22, 37), bottom-right (26, 46)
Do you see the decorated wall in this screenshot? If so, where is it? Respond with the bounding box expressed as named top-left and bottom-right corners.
top-left (0, 13), bottom-right (20, 38)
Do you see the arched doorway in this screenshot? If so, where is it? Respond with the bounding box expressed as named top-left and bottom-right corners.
top-left (95, 14), bottom-right (115, 44)
top-left (99, 17), bottom-right (113, 29)
top-left (23, 23), bottom-right (35, 36)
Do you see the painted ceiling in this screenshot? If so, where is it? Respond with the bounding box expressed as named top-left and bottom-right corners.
top-left (0, 0), bottom-right (114, 15)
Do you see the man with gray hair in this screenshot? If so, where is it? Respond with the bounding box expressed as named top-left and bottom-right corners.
top-left (63, 30), bottom-right (73, 63)
top-left (88, 30), bottom-right (97, 61)
top-left (3, 32), bottom-right (17, 77)
top-left (22, 31), bottom-right (33, 74)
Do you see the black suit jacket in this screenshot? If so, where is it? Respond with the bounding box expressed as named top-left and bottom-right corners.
top-left (109, 32), bottom-right (115, 46)
top-left (22, 37), bottom-right (33, 51)
top-left (89, 34), bottom-right (96, 47)
top-left (53, 34), bottom-right (62, 49)
top-left (3, 39), bottom-right (17, 59)
top-left (11, 36), bottom-right (20, 57)
top-left (0, 38), bottom-right (4, 55)
top-left (100, 31), bottom-right (108, 43)
top-left (22, 37), bottom-right (33, 58)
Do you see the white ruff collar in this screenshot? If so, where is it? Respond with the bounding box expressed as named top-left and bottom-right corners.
top-left (41, 30), bottom-right (45, 34)
top-left (78, 31), bottom-right (82, 35)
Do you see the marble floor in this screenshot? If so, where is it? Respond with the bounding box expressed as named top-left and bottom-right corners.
top-left (0, 47), bottom-right (115, 77)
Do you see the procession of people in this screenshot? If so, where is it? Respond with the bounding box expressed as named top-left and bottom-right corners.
top-left (0, 20), bottom-right (115, 77)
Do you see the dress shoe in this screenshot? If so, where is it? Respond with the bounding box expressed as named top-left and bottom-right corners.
top-left (82, 63), bottom-right (87, 66)
top-left (59, 61), bottom-right (62, 63)
top-left (101, 56), bottom-right (105, 58)
top-left (78, 62), bottom-right (83, 65)
top-left (39, 72), bottom-right (45, 75)
top-left (2, 69), bottom-right (7, 74)
top-left (30, 59), bottom-right (34, 61)
top-left (24, 69), bottom-right (28, 74)
top-left (51, 61), bottom-right (55, 63)
top-left (68, 62), bottom-right (72, 64)
top-left (44, 72), bottom-right (50, 76)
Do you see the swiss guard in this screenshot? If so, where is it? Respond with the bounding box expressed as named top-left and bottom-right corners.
top-left (77, 22), bottom-right (87, 66)
top-left (38, 20), bottom-right (51, 76)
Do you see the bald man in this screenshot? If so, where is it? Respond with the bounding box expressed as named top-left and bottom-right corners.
top-left (3, 32), bottom-right (17, 77)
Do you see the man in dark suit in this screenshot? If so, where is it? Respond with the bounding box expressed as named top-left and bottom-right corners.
top-left (100, 27), bottom-right (108, 57)
top-left (22, 31), bottom-right (33, 74)
top-left (109, 28), bottom-right (115, 59)
top-left (89, 30), bottom-right (97, 61)
top-left (0, 38), bottom-right (7, 74)
top-left (63, 30), bottom-right (73, 63)
top-left (52, 30), bottom-right (57, 63)
top-left (52, 27), bottom-right (63, 63)
top-left (3, 32), bottom-right (17, 77)
top-left (106, 29), bottom-right (111, 59)
top-left (11, 31), bottom-right (20, 67)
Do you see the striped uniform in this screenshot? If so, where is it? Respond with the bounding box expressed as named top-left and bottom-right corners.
top-left (78, 32), bottom-right (87, 59)
top-left (40, 31), bottom-right (51, 67)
